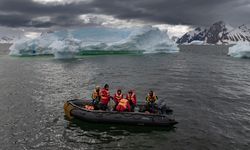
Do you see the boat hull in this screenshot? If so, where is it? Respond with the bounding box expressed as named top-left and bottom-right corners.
top-left (64, 99), bottom-right (177, 126)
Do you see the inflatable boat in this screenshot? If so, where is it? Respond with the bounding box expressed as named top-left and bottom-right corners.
top-left (64, 99), bottom-right (177, 126)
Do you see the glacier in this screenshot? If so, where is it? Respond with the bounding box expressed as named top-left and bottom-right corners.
top-left (9, 26), bottom-right (179, 59)
top-left (228, 42), bottom-right (250, 58)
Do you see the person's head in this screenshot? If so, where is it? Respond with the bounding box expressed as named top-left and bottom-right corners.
top-left (149, 90), bottom-right (153, 96)
top-left (95, 86), bottom-right (100, 92)
top-left (128, 90), bottom-right (133, 95)
top-left (104, 84), bottom-right (109, 90)
top-left (117, 89), bottom-right (122, 94)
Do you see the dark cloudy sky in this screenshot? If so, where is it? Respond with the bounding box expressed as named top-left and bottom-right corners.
top-left (0, 0), bottom-right (249, 28)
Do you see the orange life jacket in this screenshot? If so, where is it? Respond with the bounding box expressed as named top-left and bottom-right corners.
top-left (146, 93), bottom-right (158, 103)
top-left (126, 93), bottom-right (137, 105)
top-left (114, 92), bottom-right (123, 103)
top-left (116, 99), bottom-right (131, 112)
top-left (91, 90), bottom-right (100, 100)
top-left (84, 105), bottom-right (94, 110)
top-left (101, 88), bottom-right (110, 105)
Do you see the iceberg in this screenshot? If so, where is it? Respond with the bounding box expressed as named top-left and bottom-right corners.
top-left (228, 42), bottom-right (250, 58)
top-left (49, 34), bottom-right (81, 59)
top-left (9, 33), bottom-right (57, 56)
top-left (9, 26), bottom-right (179, 59)
top-left (189, 40), bottom-right (205, 45)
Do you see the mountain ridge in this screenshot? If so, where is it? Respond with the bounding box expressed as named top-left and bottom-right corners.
top-left (177, 21), bottom-right (250, 45)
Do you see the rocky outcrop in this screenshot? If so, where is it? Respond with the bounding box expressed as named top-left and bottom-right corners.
top-left (177, 21), bottom-right (250, 44)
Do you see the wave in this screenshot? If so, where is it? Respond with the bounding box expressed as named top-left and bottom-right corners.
top-left (9, 26), bottom-right (179, 59)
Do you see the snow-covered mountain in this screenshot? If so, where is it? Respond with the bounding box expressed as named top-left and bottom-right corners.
top-left (177, 21), bottom-right (250, 45)
top-left (176, 27), bottom-right (207, 44)
top-left (225, 24), bottom-right (250, 43)
top-left (0, 36), bottom-right (14, 44)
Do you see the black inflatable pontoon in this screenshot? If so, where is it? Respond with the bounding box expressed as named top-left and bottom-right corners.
top-left (64, 99), bottom-right (177, 126)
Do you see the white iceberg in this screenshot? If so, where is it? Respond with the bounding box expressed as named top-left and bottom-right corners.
top-left (49, 34), bottom-right (81, 59)
top-left (189, 40), bottom-right (205, 45)
top-left (9, 26), bottom-right (179, 59)
top-left (228, 42), bottom-right (250, 58)
top-left (9, 34), bottom-right (57, 56)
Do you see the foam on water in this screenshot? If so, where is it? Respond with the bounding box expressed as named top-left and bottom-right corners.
top-left (9, 26), bottom-right (179, 59)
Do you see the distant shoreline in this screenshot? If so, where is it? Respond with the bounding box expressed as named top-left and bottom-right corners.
top-left (178, 44), bottom-right (230, 54)
top-left (178, 44), bottom-right (231, 50)
top-left (0, 43), bottom-right (231, 56)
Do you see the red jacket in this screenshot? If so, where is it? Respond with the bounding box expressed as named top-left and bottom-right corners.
top-left (100, 88), bottom-right (110, 105)
top-left (126, 93), bottom-right (137, 105)
top-left (113, 92), bottom-right (123, 104)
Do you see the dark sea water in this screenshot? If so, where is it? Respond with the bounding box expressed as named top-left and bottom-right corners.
top-left (0, 45), bottom-right (250, 150)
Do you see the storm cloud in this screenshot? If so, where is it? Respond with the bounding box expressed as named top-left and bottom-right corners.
top-left (0, 0), bottom-right (249, 28)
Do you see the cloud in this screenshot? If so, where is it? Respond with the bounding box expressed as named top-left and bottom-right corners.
top-left (0, 0), bottom-right (249, 29)
top-left (78, 14), bottom-right (145, 28)
top-left (33, 0), bottom-right (93, 5)
top-left (89, 0), bottom-right (250, 26)
top-left (0, 14), bottom-right (31, 27)
top-left (0, 0), bottom-right (94, 27)
top-left (153, 24), bottom-right (193, 38)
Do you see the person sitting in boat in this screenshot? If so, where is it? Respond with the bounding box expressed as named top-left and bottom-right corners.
top-left (114, 89), bottom-right (123, 103)
top-left (100, 84), bottom-right (111, 110)
top-left (116, 98), bottom-right (131, 112)
top-left (113, 89), bottom-right (123, 110)
top-left (91, 86), bottom-right (101, 109)
top-left (145, 90), bottom-right (158, 113)
top-left (126, 90), bottom-right (137, 111)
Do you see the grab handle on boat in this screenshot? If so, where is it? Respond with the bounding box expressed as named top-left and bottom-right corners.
top-left (64, 101), bottom-right (74, 119)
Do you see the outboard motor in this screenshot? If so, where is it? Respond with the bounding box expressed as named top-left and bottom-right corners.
top-left (158, 101), bottom-right (173, 114)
